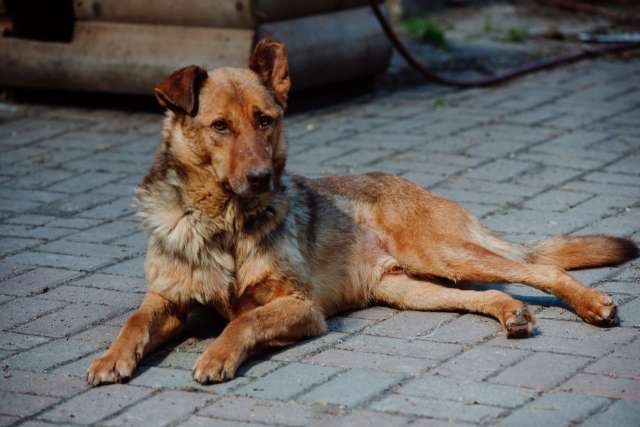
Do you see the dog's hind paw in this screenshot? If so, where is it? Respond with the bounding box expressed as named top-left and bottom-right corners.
top-left (577, 291), bottom-right (618, 327)
top-left (504, 306), bottom-right (535, 339)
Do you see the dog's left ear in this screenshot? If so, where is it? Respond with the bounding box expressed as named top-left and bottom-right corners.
top-left (249, 38), bottom-right (291, 108)
top-left (154, 65), bottom-right (208, 116)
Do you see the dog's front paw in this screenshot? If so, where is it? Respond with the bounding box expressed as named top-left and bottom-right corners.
top-left (576, 290), bottom-right (618, 326)
top-left (192, 349), bottom-right (241, 384)
top-left (87, 351), bottom-right (137, 386)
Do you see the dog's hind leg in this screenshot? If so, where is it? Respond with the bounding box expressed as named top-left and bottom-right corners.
top-left (87, 292), bottom-right (185, 385)
top-left (373, 274), bottom-right (534, 338)
top-left (402, 242), bottom-right (617, 326)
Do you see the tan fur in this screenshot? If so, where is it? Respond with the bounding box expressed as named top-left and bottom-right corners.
top-left (87, 39), bottom-right (639, 386)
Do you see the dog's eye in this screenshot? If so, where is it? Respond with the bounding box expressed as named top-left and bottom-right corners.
top-left (258, 115), bottom-right (274, 129)
top-left (212, 120), bottom-right (229, 132)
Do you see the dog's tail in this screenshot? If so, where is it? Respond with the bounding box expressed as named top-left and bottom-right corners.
top-left (525, 235), bottom-right (639, 270)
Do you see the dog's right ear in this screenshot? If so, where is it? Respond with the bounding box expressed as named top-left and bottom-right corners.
top-left (154, 65), bottom-right (208, 116)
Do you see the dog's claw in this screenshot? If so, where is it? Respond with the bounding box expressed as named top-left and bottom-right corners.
top-left (505, 306), bottom-right (534, 339)
top-left (86, 352), bottom-right (136, 386)
top-left (192, 351), bottom-right (238, 384)
top-left (577, 290), bottom-right (619, 327)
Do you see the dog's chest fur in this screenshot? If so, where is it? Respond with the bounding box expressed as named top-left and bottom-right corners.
top-left (136, 169), bottom-right (311, 316)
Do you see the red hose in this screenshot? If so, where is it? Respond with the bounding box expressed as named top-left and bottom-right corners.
top-left (369, 0), bottom-right (640, 88)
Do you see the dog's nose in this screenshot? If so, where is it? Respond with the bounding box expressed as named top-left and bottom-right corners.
top-left (246, 167), bottom-right (272, 192)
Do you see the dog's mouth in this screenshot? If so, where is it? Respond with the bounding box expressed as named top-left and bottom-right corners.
top-left (222, 179), bottom-right (273, 198)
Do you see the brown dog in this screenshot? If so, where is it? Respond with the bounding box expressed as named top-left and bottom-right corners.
top-left (87, 38), bottom-right (639, 386)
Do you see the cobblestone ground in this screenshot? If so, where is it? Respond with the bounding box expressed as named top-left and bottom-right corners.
top-left (1, 58), bottom-right (639, 427)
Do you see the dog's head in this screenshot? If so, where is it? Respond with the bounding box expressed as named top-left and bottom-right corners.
top-left (154, 38), bottom-right (290, 197)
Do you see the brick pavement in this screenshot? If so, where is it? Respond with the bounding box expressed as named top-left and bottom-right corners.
top-left (1, 58), bottom-right (639, 426)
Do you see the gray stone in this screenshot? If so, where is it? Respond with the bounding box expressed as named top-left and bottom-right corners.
top-left (298, 368), bottom-right (404, 407)
top-left (234, 363), bottom-right (341, 400)
top-left (499, 392), bottom-right (610, 427)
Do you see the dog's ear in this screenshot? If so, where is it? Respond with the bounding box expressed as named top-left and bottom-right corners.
top-left (154, 65), bottom-right (208, 116)
top-left (249, 38), bottom-right (291, 108)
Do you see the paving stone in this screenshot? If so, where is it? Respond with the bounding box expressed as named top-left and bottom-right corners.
top-left (6, 251), bottom-right (114, 271)
top-left (2, 338), bottom-right (101, 372)
top-left (38, 285), bottom-right (143, 308)
top-left (560, 373), bottom-right (640, 401)
top-left (178, 415), bottom-right (267, 427)
top-left (490, 352), bottom-right (591, 390)
top-left (100, 256), bottom-right (145, 277)
top-left (102, 390), bottom-right (211, 426)
top-left (337, 334), bottom-right (462, 361)
top-left (434, 346), bottom-right (530, 381)
top-left (523, 190), bottom-right (592, 212)
top-left (581, 400), bottom-right (640, 427)
top-left (0, 415), bottom-right (20, 427)
top-left (35, 239), bottom-right (134, 259)
top-left (327, 316), bottom-right (376, 333)
top-left (65, 221), bottom-right (141, 244)
top-left (0, 224), bottom-right (72, 241)
top-left (584, 354), bottom-right (640, 380)
top-left (198, 396), bottom-right (335, 426)
top-left (44, 217), bottom-right (104, 229)
top-left (128, 366), bottom-right (247, 394)
top-left (52, 351), bottom-right (103, 377)
top-left (0, 297), bottom-right (67, 330)
top-left (39, 384), bottom-right (153, 424)
top-left (305, 348), bottom-right (434, 374)
top-left (3, 214), bottom-right (57, 226)
top-left (316, 411), bottom-right (408, 427)
top-left (0, 391), bottom-right (59, 418)
top-left (0, 260), bottom-right (31, 282)
top-left (68, 324), bottom-right (122, 348)
top-left (365, 311), bottom-right (458, 339)
top-left (409, 418), bottom-right (476, 427)
top-left (298, 368), bottom-right (404, 407)
top-left (0, 370), bottom-right (87, 397)
top-left (14, 302), bottom-right (122, 338)
top-left (269, 332), bottom-right (347, 362)
top-left (43, 192), bottom-right (118, 216)
top-left (611, 338), bottom-right (640, 360)
top-left (0, 237), bottom-right (39, 257)
top-left (69, 273), bottom-right (146, 293)
top-left (0, 267), bottom-right (80, 296)
top-left (533, 319), bottom-right (638, 343)
top-left (77, 196), bottom-right (137, 219)
top-left (463, 159), bottom-right (534, 182)
top-left (420, 314), bottom-right (501, 345)
top-left (48, 171), bottom-right (125, 194)
top-left (405, 375), bottom-right (536, 410)
top-left (619, 298), bottom-right (640, 328)
top-left (234, 363), bottom-right (341, 400)
top-left (346, 306), bottom-right (397, 320)
top-left (488, 330), bottom-right (630, 359)
top-left (499, 392), bottom-right (610, 427)
top-left (0, 118), bottom-right (78, 146)
top-left (371, 394), bottom-right (505, 424)
top-left (0, 332), bottom-right (49, 351)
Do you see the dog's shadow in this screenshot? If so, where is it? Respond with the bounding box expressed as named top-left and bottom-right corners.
top-left (134, 282), bottom-right (574, 382)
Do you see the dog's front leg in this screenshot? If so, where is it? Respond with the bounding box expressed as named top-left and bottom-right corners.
top-left (87, 292), bottom-right (185, 385)
top-left (192, 294), bottom-right (325, 384)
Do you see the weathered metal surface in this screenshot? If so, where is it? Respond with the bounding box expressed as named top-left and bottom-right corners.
top-left (254, 0), bottom-right (369, 22)
top-left (0, 22), bottom-right (254, 94)
top-left (73, 0), bottom-right (255, 28)
top-left (257, 6), bottom-right (392, 89)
